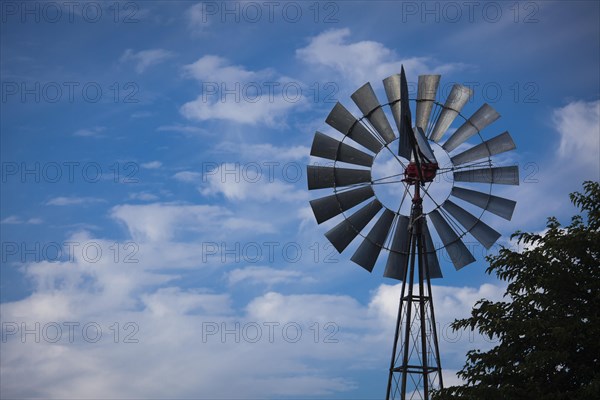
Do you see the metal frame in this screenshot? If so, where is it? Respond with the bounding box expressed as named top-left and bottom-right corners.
top-left (386, 185), bottom-right (443, 400)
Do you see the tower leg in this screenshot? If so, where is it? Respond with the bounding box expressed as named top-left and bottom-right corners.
top-left (386, 202), bottom-right (443, 399)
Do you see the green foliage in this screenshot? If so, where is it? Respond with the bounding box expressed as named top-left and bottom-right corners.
top-left (433, 181), bottom-right (600, 400)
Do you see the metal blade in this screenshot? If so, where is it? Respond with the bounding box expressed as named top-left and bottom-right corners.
top-left (428, 210), bottom-right (475, 270)
top-left (325, 199), bottom-right (382, 253)
top-left (442, 200), bottom-right (501, 249)
top-left (351, 209), bottom-right (395, 272)
top-left (443, 103), bottom-right (500, 152)
top-left (307, 165), bottom-right (371, 190)
top-left (311, 131), bottom-right (374, 167)
top-left (451, 131), bottom-right (516, 165)
top-left (422, 221), bottom-right (443, 279)
top-left (383, 215), bottom-right (410, 280)
top-left (398, 67), bottom-right (414, 160)
top-left (326, 102), bottom-right (383, 153)
top-left (454, 166), bottom-right (519, 185)
top-left (383, 73), bottom-right (411, 159)
top-left (451, 186), bottom-right (516, 220)
top-left (309, 186), bottom-right (375, 224)
top-left (351, 82), bottom-right (396, 144)
top-left (415, 126), bottom-right (437, 163)
top-left (429, 84), bottom-right (472, 142)
top-left (416, 75), bottom-right (441, 131)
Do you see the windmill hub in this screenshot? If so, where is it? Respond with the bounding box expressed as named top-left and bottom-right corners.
top-left (403, 161), bottom-right (439, 184)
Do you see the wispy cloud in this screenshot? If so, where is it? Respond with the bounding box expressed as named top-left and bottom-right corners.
top-left (110, 202), bottom-right (275, 242)
top-left (186, 2), bottom-right (212, 33)
top-left (120, 48), bottom-right (174, 73)
top-left (128, 192), bottom-right (160, 201)
top-left (73, 126), bottom-right (105, 137)
top-left (498, 99), bottom-right (600, 229)
top-left (1, 231), bottom-right (504, 399)
top-left (131, 111), bottom-right (152, 119)
top-left (200, 163), bottom-right (307, 203)
top-left (228, 266), bottom-right (315, 287)
top-left (46, 197), bottom-right (106, 206)
top-left (173, 171), bottom-right (202, 182)
top-left (215, 142), bottom-right (310, 162)
top-left (141, 161), bottom-right (162, 169)
top-left (180, 55), bottom-right (305, 126)
top-left (554, 100), bottom-right (600, 170)
top-left (1, 216), bottom-right (43, 225)
top-left (296, 28), bottom-right (469, 88)
top-left (157, 124), bottom-right (211, 135)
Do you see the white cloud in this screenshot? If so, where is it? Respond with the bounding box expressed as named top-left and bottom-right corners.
top-left (183, 54), bottom-right (259, 83)
top-left (1, 223), bottom-right (506, 400)
top-left (46, 197), bottom-right (105, 206)
top-left (110, 202), bottom-right (275, 242)
top-left (220, 217), bottom-right (276, 233)
top-left (128, 192), bottom-right (159, 201)
top-left (296, 28), bottom-right (468, 88)
top-left (553, 99), bottom-right (600, 170)
top-left (173, 170), bottom-right (202, 182)
top-left (120, 48), bottom-right (174, 73)
top-left (186, 2), bottom-right (212, 32)
top-left (504, 99), bottom-right (600, 228)
top-left (369, 283), bottom-right (505, 325)
top-left (228, 266), bottom-right (315, 286)
top-left (367, 282), bottom-right (506, 366)
top-left (157, 124), bottom-right (210, 135)
top-left (216, 142), bottom-right (310, 162)
top-left (131, 111), bottom-right (152, 118)
top-left (297, 205), bottom-right (318, 233)
top-left (141, 287), bottom-right (232, 317)
top-left (246, 291), bottom-right (368, 327)
top-left (201, 163), bottom-right (308, 203)
top-left (73, 126), bottom-right (105, 137)
top-left (1, 216), bottom-right (43, 224)
top-left (140, 161), bottom-right (162, 169)
top-left (110, 203), bottom-right (229, 242)
top-left (180, 55), bottom-right (305, 126)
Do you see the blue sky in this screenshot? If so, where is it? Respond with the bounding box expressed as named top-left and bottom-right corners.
top-left (1, 1), bottom-right (599, 398)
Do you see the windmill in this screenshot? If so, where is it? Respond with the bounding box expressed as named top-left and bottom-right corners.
top-left (307, 66), bottom-right (519, 399)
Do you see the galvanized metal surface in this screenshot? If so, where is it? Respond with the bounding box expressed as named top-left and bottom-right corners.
top-left (442, 200), bottom-right (501, 249)
top-left (429, 84), bottom-right (472, 142)
top-left (311, 131), bottom-right (374, 167)
top-left (451, 131), bottom-right (516, 165)
top-left (423, 221), bottom-right (443, 279)
top-left (442, 103), bottom-right (500, 152)
top-left (415, 75), bottom-right (441, 131)
top-left (351, 209), bottom-right (395, 272)
top-left (428, 210), bottom-right (475, 270)
top-left (326, 102), bottom-right (383, 153)
top-left (453, 166), bottom-right (519, 185)
top-left (383, 73), bottom-right (412, 160)
top-left (306, 165), bottom-right (371, 190)
top-left (309, 186), bottom-right (375, 224)
top-left (383, 215), bottom-right (410, 280)
top-left (351, 82), bottom-right (396, 144)
top-left (451, 186), bottom-right (516, 221)
top-left (414, 126), bottom-right (437, 163)
top-left (325, 199), bottom-right (382, 253)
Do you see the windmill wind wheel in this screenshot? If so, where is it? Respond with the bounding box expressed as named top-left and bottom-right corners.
top-left (307, 66), bottom-right (519, 399)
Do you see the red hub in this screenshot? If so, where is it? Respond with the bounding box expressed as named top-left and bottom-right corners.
top-left (403, 162), bottom-right (439, 185)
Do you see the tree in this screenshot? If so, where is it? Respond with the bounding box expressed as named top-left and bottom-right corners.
top-left (433, 181), bottom-right (600, 400)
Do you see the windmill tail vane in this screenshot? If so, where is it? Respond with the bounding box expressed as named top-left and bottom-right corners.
top-left (307, 65), bottom-right (519, 399)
